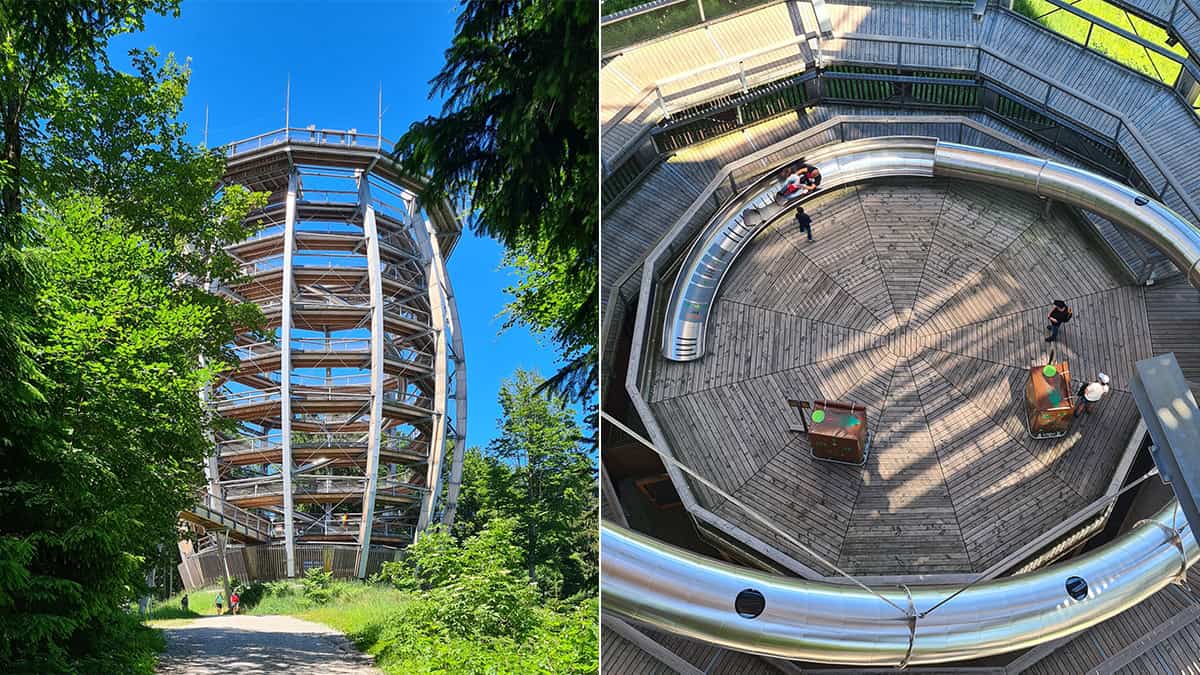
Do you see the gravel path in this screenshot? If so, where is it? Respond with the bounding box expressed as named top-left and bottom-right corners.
top-left (156, 614), bottom-right (381, 674)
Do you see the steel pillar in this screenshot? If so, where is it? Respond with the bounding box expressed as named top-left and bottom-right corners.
top-left (280, 168), bottom-right (298, 578)
top-left (356, 173), bottom-right (386, 578)
top-left (429, 218), bottom-right (469, 528)
top-left (416, 208), bottom-right (449, 532)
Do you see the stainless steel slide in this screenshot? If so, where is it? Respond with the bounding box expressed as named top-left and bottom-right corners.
top-left (615, 137), bottom-right (1200, 665)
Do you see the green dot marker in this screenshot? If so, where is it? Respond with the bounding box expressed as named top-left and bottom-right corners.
top-left (811, 410), bottom-right (826, 423)
top-left (1043, 364), bottom-right (1058, 378)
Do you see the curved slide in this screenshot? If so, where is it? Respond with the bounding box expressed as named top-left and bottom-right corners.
top-left (611, 137), bottom-right (1200, 665)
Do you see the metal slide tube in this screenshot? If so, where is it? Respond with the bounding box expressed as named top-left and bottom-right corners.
top-left (663, 137), bottom-right (938, 361)
top-left (603, 502), bottom-right (1198, 665)
top-left (662, 139), bottom-right (1200, 361)
top-left (626, 138), bottom-right (1200, 664)
top-left (934, 142), bottom-right (1200, 285)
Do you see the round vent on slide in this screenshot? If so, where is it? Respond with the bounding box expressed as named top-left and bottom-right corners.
top-left (735, 588), bottom-right (766, 619)
top-left (1066, 576), bottom-right (1089, 601)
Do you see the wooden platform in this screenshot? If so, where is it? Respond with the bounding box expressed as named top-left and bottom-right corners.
top-left (643, 178), bottom-right (1192, 576)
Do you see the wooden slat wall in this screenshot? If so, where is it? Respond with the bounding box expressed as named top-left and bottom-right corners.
top-left (601, 629), bottom-right (674, 675)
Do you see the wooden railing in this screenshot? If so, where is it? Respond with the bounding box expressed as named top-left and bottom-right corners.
top-left (185, 493), bottom-right (273, 541)
top-left (602, 11), bottom-right (1200, 230)
top-left (225, 127), bottom-right (395, 157)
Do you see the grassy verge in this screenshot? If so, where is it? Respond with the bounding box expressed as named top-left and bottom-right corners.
top-left (145, 576), bottom-right (596, 674)
top-left (146, 587), bottom-right (223, 620)
top-left (602, 0), bottom-right (773, 52)
top-left (1013, 0), bottom-right (1190, 85)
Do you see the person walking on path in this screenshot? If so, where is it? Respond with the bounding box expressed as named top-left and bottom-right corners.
top-left (215, 591), bottom-right (224, 616)
top-left (181, 594), bottom-right (189, 613)
top-left (795, 207), bottom-right (814, 242)
top-left (230, 590), bottom-right (241, 615)
top-left (1046, 300), bottom-right (1073, 342)
top-left (1075, 373), bottom-right (1111, 416)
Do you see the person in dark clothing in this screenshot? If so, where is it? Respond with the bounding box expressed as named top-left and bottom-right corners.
top-left (1046, 300), bottom-right (1072, 342)
top-left (795, 207), bottom-right (814, 241)
top-left (181, 594), bottom-right (189, 612)
top-left (800, 164), bottom-right (822, 193)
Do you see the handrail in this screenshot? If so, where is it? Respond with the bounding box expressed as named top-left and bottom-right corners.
top-left (216, 431), bottom-right (429, 454)
top-left (190, 493), bottom-right (273, 537)
top-left (601, 6), bottom-right (1200, 226)
top-left (225, 127), bottom-right (396, 158)
top-left (655, 34), bottom-right (817, 89)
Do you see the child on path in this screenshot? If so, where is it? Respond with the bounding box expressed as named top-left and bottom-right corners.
top-left (230, 590), bottom-right (240, 615)
top-left (215, 591), bottom-right (224, 616)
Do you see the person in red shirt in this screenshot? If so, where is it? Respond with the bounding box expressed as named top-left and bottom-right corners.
top-left (230, 590), bottom-right (241, 615)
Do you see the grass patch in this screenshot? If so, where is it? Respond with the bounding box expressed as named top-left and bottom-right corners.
top-left (147, 587), bottom-right (224, 619)
top-left (602, 0), bottom-right (774, 52)
top-left (1013, 0), bottom-right (1190, 85)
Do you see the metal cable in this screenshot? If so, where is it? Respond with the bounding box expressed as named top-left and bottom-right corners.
top-left (601, 410), bottom-right (912, 616)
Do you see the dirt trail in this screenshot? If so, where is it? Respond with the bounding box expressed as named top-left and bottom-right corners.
top-left (156, 614), bottom-right (381, 674)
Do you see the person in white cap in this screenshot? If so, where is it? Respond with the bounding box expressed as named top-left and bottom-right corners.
top-left (1074, 372), bottom-right (1111, 416)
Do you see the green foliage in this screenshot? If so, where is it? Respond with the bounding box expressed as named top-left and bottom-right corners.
top-left (302, 568), bottom-right (337, 605)
top-left (451, 371), bottom-right (597, 598)
top-left (0, 8), bottom-right (265, 669)
top-left (394, 0), bottom-right (597, 408)
top-left (1012, 0), bottom-right (1190, 85)
top-left (371, 519), bottom-right (596, 674)
top-left (235, 580), bottom-right (267, 609)
top-left (0, 0), bottom-right (182, 235)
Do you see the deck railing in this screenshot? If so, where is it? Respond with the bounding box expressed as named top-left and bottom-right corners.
top-left (224, 475), bottom-right (425, 501)
top-left (216, 430), bottom-right (430, 459)
top-left (603, 12), bottom-right (1200, 230)
top-left (189, 493), bottom-right (274, 539)
top-left (225, 127), bottom-right (395, 157)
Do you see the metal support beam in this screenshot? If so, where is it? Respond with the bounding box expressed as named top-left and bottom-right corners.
top-left (432, 212), bottom-right (469, 529)
top-left (355, 173), bottom-right (386, 579)
top-left (1132, 352), bottom-right (1200, 538)
top-left (416, 205), bottom-right (449, 533)
top-left (280, 168), bottom-right (298, 578)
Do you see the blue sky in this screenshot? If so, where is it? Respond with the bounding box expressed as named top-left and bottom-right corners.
top-left (108, 1), bottom-right (570, 450)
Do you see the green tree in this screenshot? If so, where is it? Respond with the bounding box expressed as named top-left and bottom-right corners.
top-left (459, 370), bottom-right (596, 599)
top-left (394, 0), bottom-right (598, 408)
top-left (0, 0), bottom-right (178, 232)
top-left (0, 38), bottom-right (262, 671)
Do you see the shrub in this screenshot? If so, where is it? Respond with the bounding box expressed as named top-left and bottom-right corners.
top-left (235, 581), bottom-right (267, 609)
top-left (301, 568), bottom-right (335, 605)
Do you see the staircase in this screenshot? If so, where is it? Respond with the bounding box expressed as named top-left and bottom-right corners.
top-left (179, 493), bottom-right (272, 544)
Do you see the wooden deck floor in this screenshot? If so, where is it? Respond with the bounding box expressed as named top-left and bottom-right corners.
top-left (644, 178), bottom-right (1188, 575)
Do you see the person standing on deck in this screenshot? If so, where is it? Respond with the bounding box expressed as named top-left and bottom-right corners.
top-left (795, 207), bottom-right (814, 242)
top-left (1045, 300), bottom-right (1072, 342)
top-left (1074, 373), bottom-right (1110, 416)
